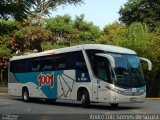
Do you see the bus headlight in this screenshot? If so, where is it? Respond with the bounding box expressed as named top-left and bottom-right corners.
top-left (113, 96), bottom-right (116, 100)
top-left (105, 84), bottom-right (146, 96)
top-left (106, 85), bottom-right (124, 94)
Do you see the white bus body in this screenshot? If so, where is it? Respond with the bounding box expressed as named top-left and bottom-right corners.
top-left (8, 44), bottom-right (152, 107)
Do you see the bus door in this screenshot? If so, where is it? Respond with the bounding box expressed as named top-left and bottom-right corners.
top-left (93, 56), bottom-right (110, 102)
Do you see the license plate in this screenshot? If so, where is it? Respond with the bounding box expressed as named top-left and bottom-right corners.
top-left (130, 97), bottom-right (137, 102)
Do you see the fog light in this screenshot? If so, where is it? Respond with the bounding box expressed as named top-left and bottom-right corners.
top-left (113, 96), bottom-right (116, 100)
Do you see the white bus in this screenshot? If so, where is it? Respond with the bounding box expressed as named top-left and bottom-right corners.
top-left (8, 44), bottom-right (152, 107)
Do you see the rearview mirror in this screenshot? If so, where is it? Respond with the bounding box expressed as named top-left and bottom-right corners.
top-left (140, 57), bottom-right (152, 71)
top-left (96, 53), bottom-right (115, 68)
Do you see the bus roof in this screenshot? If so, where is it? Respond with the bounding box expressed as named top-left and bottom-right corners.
top-left (10, 44), bottom-right (137, 61)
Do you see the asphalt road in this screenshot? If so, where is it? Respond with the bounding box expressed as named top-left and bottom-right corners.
top-left (0, 95), bottom-right (160, 120)
top-left (0, 95), bottom-right (160, 114)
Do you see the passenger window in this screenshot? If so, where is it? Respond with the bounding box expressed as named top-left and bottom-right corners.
top-left (11, 59), bottom-right (31, 73)
top-left (32, 59), bottom-right (40, 72)
top-left (10, 61), bottom-right (16, 73)
top-left (75, 54), bottom-right (88, 72)
top-left (75, 51), bottom-right (90, 82)
top-left (41, 57), bottom-right (53, 71)
top-left (55, 56), bottom-right (67, 70)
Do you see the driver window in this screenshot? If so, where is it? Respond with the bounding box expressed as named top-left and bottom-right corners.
top-left (96, 58), bottom-right (108, 80)
top-left (92, 56), bottom-right (111, 82)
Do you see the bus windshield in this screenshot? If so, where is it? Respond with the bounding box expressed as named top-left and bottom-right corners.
top-left (111, 53), bottom-right (145, 88)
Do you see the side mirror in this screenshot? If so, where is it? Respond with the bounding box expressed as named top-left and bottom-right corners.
top-left (96, 53), bottom-right (115, 68)
top-left (140, 57), bottom-right (152, 71)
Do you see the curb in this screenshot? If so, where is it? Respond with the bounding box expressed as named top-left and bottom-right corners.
top-left (145, 98), bottom-right (160, 100)
top-left (0, 93), bottom-right (9, 96)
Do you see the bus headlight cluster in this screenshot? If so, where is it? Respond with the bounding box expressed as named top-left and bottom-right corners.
top-left (105, 85), bottom-right (145, 96)
top-left (106, 85), bottom-right (124, 94)
top-left (111, 87), bottom-right (124, 94)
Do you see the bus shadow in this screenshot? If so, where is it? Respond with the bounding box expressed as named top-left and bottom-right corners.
top-left (14, 98), bottom-right (143, 111)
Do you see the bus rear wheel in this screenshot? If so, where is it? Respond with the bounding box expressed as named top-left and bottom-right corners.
top-left (22, 89), bottom-right (30, 102)
top-left (80, 90), bottom-right (90, 108)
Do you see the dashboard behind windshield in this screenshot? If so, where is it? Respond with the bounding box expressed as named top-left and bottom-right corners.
top-left (111, 53), bottom-right (145, 88)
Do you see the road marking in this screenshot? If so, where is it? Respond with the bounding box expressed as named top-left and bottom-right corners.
top-left (146, 98), bottom-right (160, 100)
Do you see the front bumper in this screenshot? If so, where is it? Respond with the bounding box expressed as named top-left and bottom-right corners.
top-left (109, 91), bottom-right (146, 104)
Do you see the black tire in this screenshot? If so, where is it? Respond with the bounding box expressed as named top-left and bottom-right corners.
top-left (110, 103), bottom-right (119, 108)
top-left (80, 90), bottom-right (90, 108)
top-left (22, 88), bottom-right (30, 102)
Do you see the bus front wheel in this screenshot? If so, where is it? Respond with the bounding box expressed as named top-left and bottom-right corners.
top-left (22, 88), bottom-right (30, 102)
top-left (80, 90), bottom-right (90, 108)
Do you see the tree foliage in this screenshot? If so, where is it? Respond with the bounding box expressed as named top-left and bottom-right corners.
top-left (96, 22), bottom-right (127, 46)
top-left (45, 14), bottom-right (101, 46)
top-left (5, 14), bottom-right (100, 54)
top-left (0, 0), bottom-right (35, 21)
top-left (0, 19), bottom-right (19, 35)
top-left (0, 54), bottom-right (9, 85)
top-left (74, 14), bottom-right (101, 43)
top-left (8, 26), bottom-right (53, 52)
top-left (119, 0), bottom-right (160, 31)
top-left (0, 34), bottom-right (10, 84)
top-left (45, 15), bottom-right (78, 46)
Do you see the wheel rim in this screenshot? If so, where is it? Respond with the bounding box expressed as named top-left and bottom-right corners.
top-left (24, 91), bottom-right (28, 100)
top-left (81, 94), bottom-right (85, 103)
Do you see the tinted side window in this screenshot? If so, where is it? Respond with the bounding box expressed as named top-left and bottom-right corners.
top-left (41, 57), bottom-right (54, 71)
top-left (31, 56), bottom-right (54, 72)
top-left (86, 50), bottom-right (105, 76)
top-left (75, 53), bottom-right (88, 72)
top-left (32, 56), bottom-right (54, 72)
top-left (54, 51), bottom-right (89, 71)
top-left (94, 56), bottom-right (109, 81)
top-left (54, 55), bottom-right (67, 70)
top-left (10, 61), bottom-right (16, 73)
top-left (67, 51), bottom-right (87, 70)
top-left (32, 58), bottom-right (40, 72)
top-left (86, 50), bottom-right (111, 83)
top-left (75, 51), bottom-right (90, 82)
top-left (10, 56), bottom-right (54, 73)
top-left (10, 59), bottom-right (31, 73)
top-left (86, 50), bottom-right (105, 60)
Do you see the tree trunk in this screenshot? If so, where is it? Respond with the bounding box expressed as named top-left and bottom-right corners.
top-left (39, 0), bottom-right (45, 19)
